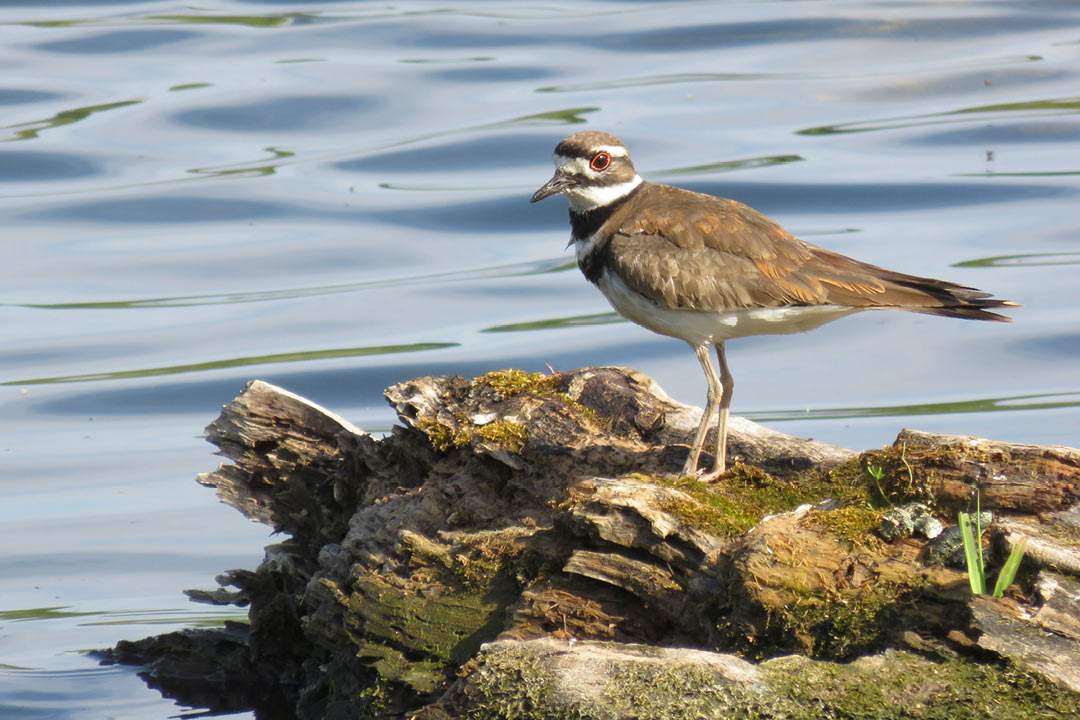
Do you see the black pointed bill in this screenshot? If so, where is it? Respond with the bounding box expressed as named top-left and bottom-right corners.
top-left (531, 171), bottom-right (575, 203)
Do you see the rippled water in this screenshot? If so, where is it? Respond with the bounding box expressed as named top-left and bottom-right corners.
top-left (1, 1), bottom-right (1078, 717)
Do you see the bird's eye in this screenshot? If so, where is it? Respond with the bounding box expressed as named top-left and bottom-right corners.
top-left (590, 152), bottom-right (612, 171)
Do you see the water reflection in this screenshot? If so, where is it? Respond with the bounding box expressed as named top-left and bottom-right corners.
top-left (172, 95), bottom-right (376, 132)
top-left (3, 99), bottom-right (140, 143)
top-left (750, 390), bottom-right (1080, 423)
top-left (5, 257), bottom-right (567, 309)
top-left (954, 252), bottom-right (1080, 268)
top-left (3, 343), bottom-right (459, 386)
top-left (482, 312), bottom-right (622, 333)
top-left (0, 150), bottom-right (99, 181)
top-left (538, 72), bottom-right (797, 93)
top-left (34, 29), bottom-right (195, 53)
top-left (3, 1), bottom-right (1078, 717)
top-left (798, 97), bottom-right (1080, 136)
top-left (653, 154), bottom-right (803, 178)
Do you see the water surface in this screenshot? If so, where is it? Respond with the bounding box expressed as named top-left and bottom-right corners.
top-left (1, 1), bottom-right (1078, 717)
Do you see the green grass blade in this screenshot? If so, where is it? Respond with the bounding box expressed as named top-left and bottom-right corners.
top-left (958, 511), bottom-right (986, 595)
top-left (992, 538), bottom-right (1028, 598)
top-left (974, 494), bottom-right (986, 583)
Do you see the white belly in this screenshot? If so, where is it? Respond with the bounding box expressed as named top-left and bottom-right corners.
top-left (595, 267), bottom-right (859, 346)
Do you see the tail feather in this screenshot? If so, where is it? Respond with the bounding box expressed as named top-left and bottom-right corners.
top-left (887, 275), bottom-right (1018, 322)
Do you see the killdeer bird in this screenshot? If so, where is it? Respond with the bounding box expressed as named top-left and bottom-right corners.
top-left (532, 131), bottom-right (1017, 480)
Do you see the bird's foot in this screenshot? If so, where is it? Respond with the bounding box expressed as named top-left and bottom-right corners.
top-left (698, 466), bottom-right (725, 483)
top-left (678, 458), bottom-right (726, 482)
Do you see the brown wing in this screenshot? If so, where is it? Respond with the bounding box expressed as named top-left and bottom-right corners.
top-left (606, 184), bottom-right (1015, 321)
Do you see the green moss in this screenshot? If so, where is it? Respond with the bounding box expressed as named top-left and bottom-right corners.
top-left (416, 416), bottom-right (472, 452)
top-left (602, 662), bottom-right (755, 719)
top-left (479, 369), bottom-right (562, 398)
top-left (344, 571), bottom-right (517, 692)
top-left (476, 420), bottom-right (529, 452)
top-left (475, 369), bottom-right (612, 432)
top-left (458, 644), bottom-right (556, 720)
top-left (792, 460), bottom-right (875, 510)
top-left (640, 465), bottom-right (852, 539)
top-left (450, 529), bottom-right (531, 589)
top-left (807, 506), bottom-right (885, 546)
top-left (762, 650), bottom-right (1080, 719)
top-left (773, 578), bottom-right (925, 658)
top-left (463, 644), bottom-right (1080, 719)
top-left (859, 444), bottom-right (932, 508)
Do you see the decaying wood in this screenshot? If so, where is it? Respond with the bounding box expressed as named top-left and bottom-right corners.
top-left (434, 637), bottom-right (1080, 720)
top-left (971, 570), bottom-right (1080, 693)
top-left (893, 428), bottom-right (1080, 514)
top-left (995, 505), bottom-right (1080, 575)
top-left (101, 367), bottom-right (1080, 719)
top-left (195, 380), bottom-right (377, 544)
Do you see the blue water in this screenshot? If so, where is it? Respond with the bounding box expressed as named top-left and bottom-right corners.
top-left (1, 1), bottom-right (1078, 717)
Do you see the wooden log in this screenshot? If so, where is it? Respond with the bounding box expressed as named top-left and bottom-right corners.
top-left (435, 636), bottom-right (1080, 720)
top-left (100, 368), bottom-right (1080, 719)
top-left (195, 379), bottom-right (377, 543)
top-left (892, 428), bottom-right (1080, 514)
top-left (971, 571), bottom-right (1080, 693)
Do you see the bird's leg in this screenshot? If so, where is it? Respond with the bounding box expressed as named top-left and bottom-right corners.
top-left (705, 341), bottom-right (734, 479)
top-left (682, 343), bottom-right (722, 477)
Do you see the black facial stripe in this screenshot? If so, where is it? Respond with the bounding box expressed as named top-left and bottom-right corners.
top-left (553, 141), bottom-right (592, 159)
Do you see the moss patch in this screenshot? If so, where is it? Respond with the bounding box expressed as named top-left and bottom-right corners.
top-left (476, 420), bottom-right (529, 453)
top-left (860, 443), bottom-right (932, 508)
top-left (460, 643), bottom-right (1080, 719)
top-left (762, 650), bottom-right (1080, 720)
top-left (475, 369), bottom-right (611, 431)
top-left (343, 571), bottom-right (518, 693)
top-left (416, 416), bottom-right (472, 453)
top-left (770, 578), bottom-right (926, 658)
top-left (450, 529), bottom-right (532, 589)
top-left (641, 464), bottom-right (867, 539)
top-left (456, 643), bottom-right (556, 719)
top-left (807, 505), bottom-right (885, 546)
top-left (479, 369), bottom-right (562, 398)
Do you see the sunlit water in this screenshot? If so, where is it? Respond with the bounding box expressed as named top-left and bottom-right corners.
top-left (1, 1), bottom-right (1078, 717)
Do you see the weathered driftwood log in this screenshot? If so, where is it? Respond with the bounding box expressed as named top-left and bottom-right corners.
top-left (433, 637), bottom-right (1080, 720)
top-left (888, 428), bottom-right (1080, 514)
top-left (100, 367), bottom-right (1080, 719)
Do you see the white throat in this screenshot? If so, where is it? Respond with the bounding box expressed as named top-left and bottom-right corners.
top-left (565, 174), bottom-right (642, 213)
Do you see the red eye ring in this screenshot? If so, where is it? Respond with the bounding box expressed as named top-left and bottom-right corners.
top-left (590, 151), bottom-right (612, 171)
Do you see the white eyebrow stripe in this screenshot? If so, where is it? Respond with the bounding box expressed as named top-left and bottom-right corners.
top-left (553, 144), bottom-right (629, 168)
top-left (593, 144), bottom-right (628, 158)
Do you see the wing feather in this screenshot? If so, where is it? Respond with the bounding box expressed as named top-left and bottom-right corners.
top-left (602, 184), bottom-right (1014, 321)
